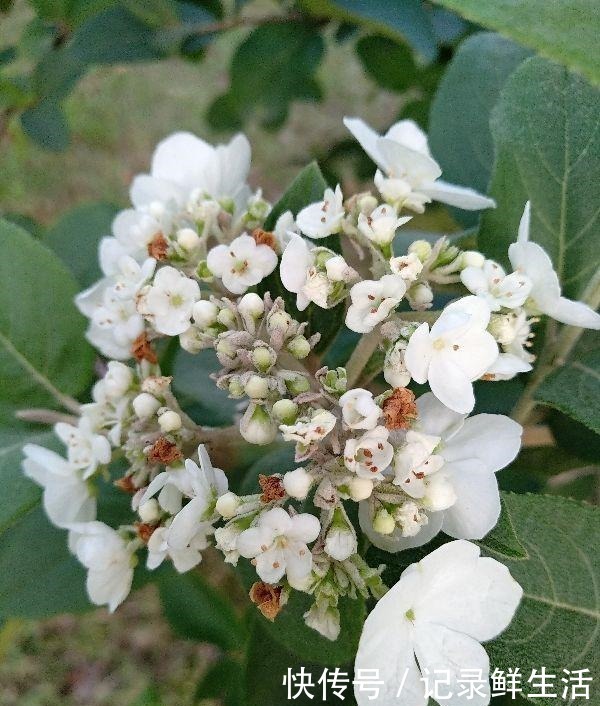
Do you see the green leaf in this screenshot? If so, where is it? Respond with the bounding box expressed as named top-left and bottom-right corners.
top-left (478, 496), bottom-right (527, 559)
top-left (214, 22), bottom-right (324, 128)
top-left (429, 32), bottom-right (531, 227)
top-left (0, 219), bottom-right (94, 411)
top-left (195, 656), bottom-right (244, 706)
top-left (171, 348), bottom-right (237, 426)
top-left (157, 567), bottom-right (246, 651)
top-left (479, 58), bottom-right (600, 301)
top-left (44, 202), bottom-right (119, 287)
top-left (20, 99), bottom-right (70, 151)
top-left (355, 34), bottom-right (418, 92)
top-left (430, 0), bottom-right (600, 86)
top-left (485, 493), bottom-right (600, 704)
top-left (535, 350), bottom-right (600, 434)
top-left (68, 7), bottom-right (162, 65)
top-left (0, 505), bottom-right (89, 619)
top-left (264, 162), bottom-right (328, 232)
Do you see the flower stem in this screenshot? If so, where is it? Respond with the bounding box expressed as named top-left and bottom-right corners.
top-left (346, 328), bottom-right (382, 388)
top-left (512, 272), bottom-right (600, 425)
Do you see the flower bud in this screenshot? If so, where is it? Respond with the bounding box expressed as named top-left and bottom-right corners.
top-left (284, 374), bottom-right (310, 396)
top-left (228, 379), bottom-right (245, 398)
top-left (407, 282), bottom-right (434, 310)
top-left (215, 491), bottom-right (241, 519)
top-left (408, 239), bottom-right (432, 262)
top-left (177, 227), bottom-right (201, 251)
top-left (357, 193), bottom-right (378, 215)
top-left (320, 367), bottom-right (347, 395)
top-left (324, 508), bottom-right (357, 561)
top-left (244, 374), bottom-right (269, 399)
top-left (240, 403), bottom-right (277, 445)
top-left (372, 508), bottom-right (396, 535)
top-left (192, 300), bottom-right (218, 328)
top-left (251, 345), bottom-right (276, 373)
top-left (141, 375), bottom-right (171, 396)
top-left (158, 410), bottom-right (182, 433)
top-left (238, 292), bottom-right (264, 319)
top-left (196, 260), bottom-right (213, 280)
top-left (104, 361), bottom-right (133, 398)
top-left (325, 255), bottom-right (357, 283)
top-left (461, 250), bottom-right (485, 268)
top-left (286, 335), bottom-right (311, 359)
top-left (133, 393), bottom-right (160, 420)
top-left (266, 309), bottom-right (293, 336)
top-left (271, 399), bottom-right (298, 424)
top-left (216, 337), bottom-right (236, 359)
top-left (283, 467), bottom-right (313, 500)
top-left (216, 307), bottom-right (237, 328)
top-left (348, 476), bottom-right (374, 501)
top-left (138, 498), bottom-right (160, 523)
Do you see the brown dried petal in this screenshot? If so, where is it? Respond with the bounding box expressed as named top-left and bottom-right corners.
top-left (148, 437), bottom-right (182, 465)
top-left (249, 581), bottom-right (283, 622)
top-left (382, 387), bottom-right (418, 430)
top-left (258, 474), bottom-right (286, 503)
top-left (147, 233), bottom-right (169, 260)
top-left (131, 332), bottom-right (158, 364)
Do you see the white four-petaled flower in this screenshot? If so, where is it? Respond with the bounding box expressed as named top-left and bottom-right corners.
top-left (344, 426), bottom-right (393, 480)
top-left (355, 540), bottom-right (523, 706)
top-left (296, 185), bottom-right (345, 238)
top-left (346, 275), bottom-right (407, 333)
top-left (139, 265), bottom-right (200, 335)
top-left (339, 388), bottom-right (381, 430)
top-left (461, 260), bottom-right (532, 311)
top-left (207, 233), bottom-right (277, 295)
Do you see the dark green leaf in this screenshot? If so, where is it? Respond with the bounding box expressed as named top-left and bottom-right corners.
top-left (68, 7), bottom-right (163, 65)
top-left (536, 351), bottom-right (600, 434)
top-left (158, 567), bottom-right (246, 651)
top-left (31, 48), bottom-right (86, 100)
top-left (44, 202), bottom-right (119, 287)
top-left (479, 58), bottom-right (600, 301)
top-left (355, 35), bottom-right (418, 92)
top-left (478, 496), bottom-right (527, 559)
top-left (0, 220), bottom-right (94, 411)
top-left (430, 0), bottom-right (600, 85)
top-left (206, 92), bottom-right (242, 132)
top-left (240, 444), bottom-right (295, 496)
top-left (265, 162), bottom-right (328, 231)
top-left (429, 32), bottom-right (531, 227)
top-left (195, 656), bottom-right (244, 706)
top-left (20, 99), bottom-right (70, 151)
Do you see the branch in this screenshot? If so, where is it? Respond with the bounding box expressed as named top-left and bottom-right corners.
top-left (168, 10), bottom-right (309, 41)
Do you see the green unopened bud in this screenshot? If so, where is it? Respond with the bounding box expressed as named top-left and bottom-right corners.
top-left (314, 249), bottom-right (334, 268)
top-left (372, 508), bottom-right (396, 535)
top-left (408, 239), bottom-right (432, 262)
top-left (434, 243), bottom-right (460, 268)
top-left (460, 250), bottom-right (485, 268)
top-left (217, 308), bottom-right (237, 328)
top-left (267, 309), bottom-right (293, 336)
top-left (287, 335), bottom-right (311, 359)
top-left (247, 197), bottom-right (271, 221)
top-left (239, 402), bottom-right (277, 445)
top-left (219, 197), bottom-right (235, 215)
top-left (285, 374), bottom-right (310, 396)
top-left (244, 374), bottom-right (269, 399)
top-left (321, 367), bottom-right (347, 395)
top-left (196, 260), bottom-right (213, 280)
top-left (216, 338), bottom-right (236, 358)
top-left (251, 345), bottom-right (276, 373)
top-left (228, 379), bottom-right (245, 398)
top-left (272, 399), bottom-right (299, 424)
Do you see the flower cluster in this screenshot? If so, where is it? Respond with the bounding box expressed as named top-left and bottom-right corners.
top-left (23, 119), bottom-right (600, 706)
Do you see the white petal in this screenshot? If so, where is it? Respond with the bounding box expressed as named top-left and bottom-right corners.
top-left (517, 201), bottom-right (531, 243)
top-left (237, 526), bottom-right (274, 559)
top-left (443, 414), bottom-right (522, 472)
top-left (442, 460), bottom-right (501, 539)
top-left (415, 392), bottom-right (466, 439)
top-left (280, 234), bottom-right (312, 294)
top-left (151, 131), bottom-right (214, 183)
top-left (255, 545), bottom-right (286, 583)
top-left (546, 297), bottom-right (600, 329)
top-left (167, 497), bottom-right (203, 550)
top-left (428, 357), bottom-right (475, 414)
top-left (284, 541), bottom-right (313, 585)
top-left (343, 116), bottom-right (386, 172)
top-left (377, 137), bottom-right (441, 184)
top-left (404, 323), bottom-right (432, 384)
top-left (413, 622), bottom-right (490, 706)
top-left (287, 513), bottom-right (321, 543)
top-left (129, 175), bottom-right (182, 209)
top-left (385, 119), bottom-right (430, 156)
top-left (87, 563), bottom-right (133, 613)
top-left (422, 179), bottom-right (496, 210)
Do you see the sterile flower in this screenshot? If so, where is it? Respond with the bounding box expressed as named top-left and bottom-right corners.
top-left (354, 540), bottom-right (523, 706)
top-left (207, 233), bottom-right (277, 294)
top-left (361, 392), bottom-right (522, 551)
top-left (357, 204), bottom-right (412, 247)
top-left (404, 296), bottom-right (499, 413)
top-left (296, 185), bottom-right (345, 238)
top-left (68, 521), bottom-right (136, 612)
top-left (139, 265), bottom-right (200, 336)
top-left (346, 275), bottom-right (407, 333)
top-left (54, 417), bottom-right (111, 480)
top-left (508, 202), bottom-right (600, 329)
top-left (22, 445), bottom-right (96, 528)
top-left (237, 507), bottom-right (320, 587)
top-left (339, 388), bottom-right (381, 430)
top-left (461, 259), bottom-right (532, 311)
top-left (344, 426), bottom-right (393, 480)
top-left (390, 252), bottom-right (423, 282)
top-left (344, 117), bottom-right (495, 213)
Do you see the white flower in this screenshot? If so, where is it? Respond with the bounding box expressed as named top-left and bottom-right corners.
top-left (273, 210), bottom-right (298, 250)
top-left (354, 540), bottom-right (523, 706)
top-left (508, 202), bottom-right (600, 329)
top-left (237, 507), bottom-right (320, 587)
top-left (361, 392), bottom-right (522, 552)
top-left (358, 204), bottom-right (412, 247)
top-left (280, 409), bottom-right (337, 446)
top-left (102, 361), bottom-right (134, 399)
top-left (344, 426), bottom-right (393, 480)
top-left (22, 444), bottom-right (96, 528)
top-left (207, 234), bottom-right (277, 295)
top-left (280, 234), bottom-right (356, 311)
top-left (339, 388), bottom-right (381, 430)
top-left (130, 131), bottom-right (252, 218)
top-left (404, 296), bottom-right (498, 413)
top-left (54, 417), bottom-right (111, 480)
top-left (461, 259), bottom-right (532, 311)
top-left (296, 185), bottom-right (345, 238)
top-left (485, 352), bottom-right (532, 381)
top-left (389, 252), bottom-right (423, 282)
top-left (139, 266), bottom-right (200, 336)
top-left (344, 117), bottom-right (495, 214)
top-left (324, 508), bottom-right (358, 561)
top-left (486, 310), bottom-right (534, 381)
top-left (68, 521), bottom-right (135, 612)
top-left (146, 524), bottom-right (210, 573)
top-left (383, 339), bottom-right (411, 388)
top-left (346, 275), bottom-right (407, 334)
top-left (304, 600), bottom-right (341, 641)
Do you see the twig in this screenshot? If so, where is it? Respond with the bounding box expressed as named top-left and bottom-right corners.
top-left (16, 408), bottom-right (79, 426)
